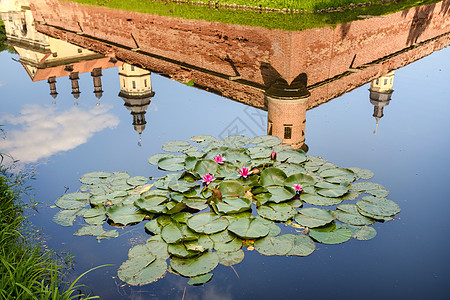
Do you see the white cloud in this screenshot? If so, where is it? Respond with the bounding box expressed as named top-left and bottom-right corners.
top-left (0, 104), bottom-right (119, 165)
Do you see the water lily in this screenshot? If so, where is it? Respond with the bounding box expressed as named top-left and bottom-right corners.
top-left (202, 173), bottom-right (215, 185)
top-left (213, 154), bottom-right (225, 164)
top-left (271, 151), bottom-right (277, 160)
top-left (293, 184), bottom-right (303, 193)
top-left (238, 167), bottom-right (251, 178)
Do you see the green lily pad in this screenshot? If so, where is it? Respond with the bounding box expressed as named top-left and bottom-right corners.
top-left (187, 212), bottom-right (229, 234)
top-left (106, 204), bottom-right (146, 225)
top-left (250, 135), bottom-right (282, 147)
top-left (214, 196), bottom-right (252, 214)
top-left (53, 209), bottom-right (82, 227)
top-left (348, 167), bottom-right (374, 180)
top-left (128, 240), bottom-right (169, 260)
top-left (193, 159), bottom-right (218, 177)
top-left (294, 208), bottom-right (335, 228)
top-left (351, 182), bottom-right (389, 198)
top-left (162, 140), bottom-right (192, 152)
top-left (73, 225), bottom-right (105, 236)
top-left (257, 203), bottom-right (296, 222)
top-left (267, 186), bottom-right (296, 203)
top-left (335, 204), bottom-right (375, 226)
top-left (217, 250), bottom-right (245, 266)
top-left (274, 163), bottom-right (307, 177)
top-left (247, 146), bottom-right (272, 159)
top-left (168, 180), bottom-right (199, 193)
top-left (55, 192), bottom-right (89, 210)
top-left (127, 176), bottom-right (148, 186)
top-left (188, 273), bottom-right (213, 286)
top-left (300, 193), bottom-right (343, 206)
top-left (190, 135), bottom-right (217, 146)
top-left (223, 135), bottom-right (250, 147)
top-left (209, 230), bottom-right (235, 243)
top-left (315, 182), bottom-right (350, 198)
top-left (255, 235), bottom-right (294, 256)
top-left (158, 156), bottom-right (187, 172)
top-left (276, 149), bottom-right (307, 164)
top-left (222, 148), bottom-right (251, 163)
top-left (135, 195), bottom-right (168, 214)
top-left (148, 153), bottom-right (177, 165)
top-left (286, 234), bottom-right (316, 257)
top-left (227, 218), bottom-right (269, 239)
top-left (145, 219), bottom-right (162, 235)
top-left (309, 223), bottom-right (352, 244)
top-left (168, 243), bottom-right (200, 258)
top-left (213, 237), bottom-right (242, 253)
top-left (118, 255), bottom-right (167, 286)
top-left (285, 173), bottom-right (316, 187)
top-left (319, 168), bottom-right (355, 184)
top-left (260, 167), bottom-right (287, 186)
top-left (171, 252), bottom-right (219, 277)
top-left (356, 196), bottom-right (400, 217)
top-left (161, 221), bottom-right (184, 244)
top-left (216, 163), bottom-right (239, 178)
top-left (182, 197), bottom-right (208, 211)
top-left (352, 225), bottom-right (377, 240)
top-left (218, 180), bottom-right (245, 197)
top-left (79, 171), bottom-right (111, 185)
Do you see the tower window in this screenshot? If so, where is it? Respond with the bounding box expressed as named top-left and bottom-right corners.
top-left (384, 79), bottom-right (388, 85)
top-left (144, 79), bottom-right (147, 87)
top-left (284, 125), bottom-right (292, 140)
top-left (132, 81), bottom-right (136, 89)
top-left (268, 121), bottom-right (273, 136)
top-left (122, 65), bottom-right (124, 70)
top-left (375, 79), bottom-right (379, 85)
top-left (78, 48), bottom-right (82, 53)
top-left (131, 65), bottom-right (135, 71)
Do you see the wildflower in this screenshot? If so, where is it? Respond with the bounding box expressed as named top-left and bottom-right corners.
top-left (202, 173), bottom-right (215, 185)
top-left (271, 151), bottom-right (277, 160)
top-left (293, 184), bottom-right (303, 193)
top-left (213, 154), bottom-right (225, 164)
top-left (238, 167), bottom-right (251, 178)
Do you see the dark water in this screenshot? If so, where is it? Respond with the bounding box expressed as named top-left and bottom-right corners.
top-left (1, 2), bottom-right (450, 300)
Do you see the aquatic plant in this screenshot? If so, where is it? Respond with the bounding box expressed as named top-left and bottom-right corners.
top-left (54, 135), bottom-right (400, 286)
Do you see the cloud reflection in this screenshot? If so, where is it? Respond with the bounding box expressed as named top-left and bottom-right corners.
top-left (0, 104), bottom-right (119, 165)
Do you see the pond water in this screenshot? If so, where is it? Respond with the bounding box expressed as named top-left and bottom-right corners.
top-left (1, 0), bottom-right (450, 299)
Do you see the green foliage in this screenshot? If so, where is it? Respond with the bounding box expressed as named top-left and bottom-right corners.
top-left (64, 0), bottom-right (442, 31)
top-left (0, 167), bottom-right (103, 299)
top-left (54, 134), bottom-right (401, 286)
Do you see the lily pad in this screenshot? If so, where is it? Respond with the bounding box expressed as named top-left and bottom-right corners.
top-left (273, 163), bottom-right (306, 177)
top-left (161, 221), bottom-right (184, 244)
top-left (227, 218), bottom-right (269, 239)
top-left (53, 209), bottom-right (82, 226)
top-left (351, 182), bottom-right (389, 198)
top-left (55, 192), bottom-right (89, 210)
top-left (171, 252), bottom-right (219, 277)
top-left (352, 225), bottom-right (377, 240)
top-left (190, 135), bottom-right (217, 146)
top-left (315, 182), bottom-right (350, 198)
top-left (73, 225), bottom-right (105, 236)
top-left (348, 167), bottom-right (374, 180)
top-left (356, 196), bottom-right (400, 217)
top-left (223, 135), bottom-right (250, 147)
top-left (168, 180), bottom-right (199, 193)
top-left (213, 237), bottom-right (242, 253)
top-left (247, 146), bottom-right (272, 159)
top-left (276, 149), bottom-right (307, 164)
top-left (158, 156), bottom-right (187, 172)
top-left (193, 159), bottom-right (219, 177)
top-left (214, 196), bottom-right (252, 214)
top-left (267, 186), bottom-right (296, 203)
top-left (162, 140), bottom-right (192, 152)
top-left (218, 180), bottom-right (245, 197)
top-left (127, 176), bottom-right (148, 186)
top-left (182, 197), bottom-right (208, 211)
top-left (79, 171), bottom-right (111, 185)
top-left (335, 204), bottom-right (375, 226)
top-left (294, 208), bottom-right (334, 228)
top-left (187, 212), bottom-right (229, 234)
top-left (286, 235), bottom-right (316, 257)
top-left (188, 273), bottom-right (213, 286)
top-left (106, 204), bottom-right (146, 225)
top-left (250, 135), bottom-right (282, 147)
top-left (118, 255), bottom-right (167, 286)
top-left (319, 168), bottom-right (355, 184)
top-left (300, 193), bottom-right (343, 206)
top-left (285, 173), bottom-right (316, 187)
top-left (257, 203), bottom-right (296, 222)
top-left (254, 235), bottom-right (294, 256)
top-left (260, 168), bottom-right (287, 186)
top-left (309, 223), bottom-right (352, 244)
top-left (217, 250), bottom-right (245, 266)
top-left (148, 153), bottom-right (177, 165)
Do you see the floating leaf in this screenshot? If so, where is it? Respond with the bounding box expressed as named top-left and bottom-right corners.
top-left (348, 167), bottom-right (374, 180)
top-left (158, 156), bottom-right (187, 172)
top-left (213, 237), bottom-right (242, 253)
top-left (214, 196), bottom-right (252, 214)
top-left (193, 159), bottom-right (218, 177)
top-left (161, 221), bottom-right (184, 244)
top-left (135, 195), bottom-right (168, 214)
top-left (168, 243), bottom-right (200, 258)
top-left (247, 146), bottom-right (272, 159)
top-left (274, 163), bottom-right (307, 177)
top-left (309, 223), bottom-right (352, 244)
top-left (162, 140), bottom-right (192, 152)
top-left (294, 208), bottom-right (334, 228)
top-left (300, 193), bottom-right (343, 206)
top-left (171, 252), bottom-right (219, 277)
top-left (285, 173), bottom-right (316, 187)
top-left (182, 197), bottom-right (208, 211)
top-left (351, 182), bottom-right (389, 198)
top-left (106, 204), bottom-right (146, 225)
top-left (191, 135), bottom-right (217, 146)
top-left (74, 225), bottom-right (105, 236)
top-left (168, 180), bottom-right (199, 193)
top-left (228, 218), bottom-right (269, 239)
top-left (315, 182), bottom-right (350, 198)
top-left (255, 235), bottom-right (294, 256)
top-left (276, 149), bottom-right (307, 164)
top-left (352, 225), bottom-right (377, 240)
top-left (187, 213), bottom-right (229, 234)
top-left (53, 209), bottom-right (82, 227)
top-left (55, 192), bottom-right (89, 210)
top-left (127, 176), bottom-right (148, 186)
top-left (257, 203), bottom-right (296, 221)
top-left (267, 186), bottom-right (296, 203)
top-left (118, 256), bottom-right (167, 286)
top-left (209, 230), bottom-right (235, 243)
top-left (286, 235), bottom-right (315, 257)
top-left (319, 168), bottom-right (355, 184)
top-left (335, 204), bottom-right (375, 226)
top-left (223, 135), bottom-right (250, 147)
top-left (250, 135), bottom-right (282, 147)
top-left (79, 171), bottom-right (111, 185)
top-left (217, 250), bottom-right (245, 266)
top-left (148, 153), bottom-right (177, 165)
top-left (356, 196), bottom-right (400, 217)
top-left (260, 168), bottom-right (287, 186)
top-left (188, 273), bottom-right (213, 285)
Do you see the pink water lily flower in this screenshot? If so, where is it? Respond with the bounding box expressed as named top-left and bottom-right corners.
top-left (202, 173), bottom-right (215, 185)
top-left (213, 154), bottom-right (225, 164)
top-left (293, 184), bottom-right (303, 193)
top-left (238, 167), bottom-right (252, 178)
top-left (271, 151), bottom-right (277, 160)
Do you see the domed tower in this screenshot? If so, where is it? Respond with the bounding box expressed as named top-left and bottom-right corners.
top-left (265, 77), bottom-right (310, 150)
top-left (369, 71), bottom-right (394, 134)
top-left (118, 63), bottom-right (155, 144)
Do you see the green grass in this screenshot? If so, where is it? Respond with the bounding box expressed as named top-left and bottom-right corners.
top-left (0, 20), bottom-right (15, 53)
top-left (64, 0), bottom-right (442, 31)
top-left (0, 166), bottom-right (104, 299)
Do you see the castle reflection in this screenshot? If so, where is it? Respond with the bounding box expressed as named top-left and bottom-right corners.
top-left (2, 0), bottom-right (448, 149)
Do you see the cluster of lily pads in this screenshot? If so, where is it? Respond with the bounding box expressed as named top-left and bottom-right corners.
top-left (53, 135), bottom-right (400, 286)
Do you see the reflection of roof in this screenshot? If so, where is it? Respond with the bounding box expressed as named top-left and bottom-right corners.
top-left (23, 56), bottom-right (122, 82)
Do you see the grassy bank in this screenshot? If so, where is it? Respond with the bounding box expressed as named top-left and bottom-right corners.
top-left (0, 167), bottom-right (101, 299)
top-left (65, 0), bottom-right (442, 31)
